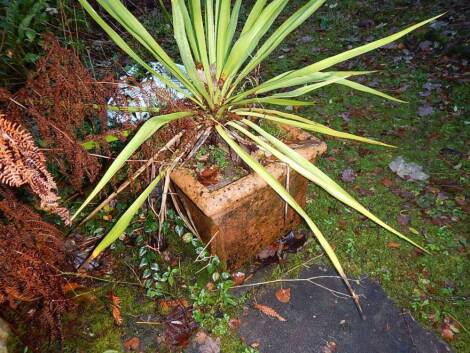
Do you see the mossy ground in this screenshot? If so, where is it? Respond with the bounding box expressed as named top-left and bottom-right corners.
top-left (8, 0), bottom-right (468, 352)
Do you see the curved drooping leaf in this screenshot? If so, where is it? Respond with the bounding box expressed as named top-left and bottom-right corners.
top-left (337, 79), bottom-right (406, 103)
top-left (242, 14), bottom-right (443, 99)
top-left (234, 109), bottom-right (395, 147)
top-left (216, 124), bottom-right (363, 315)
top-left (230, 71), bottom-right (372, 103)
top-left (232, 75), bottom-right (353, 105)
top-left (72, 111), bottom-right (192, 220)
top-left (88, 171), bottom-right (165, 260)
top-left (232, 97), bottom-right (315, 107)
top-left (229, 119), bottom-right (428, 253)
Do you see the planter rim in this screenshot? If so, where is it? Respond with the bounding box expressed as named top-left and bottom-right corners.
top-left (170, 137), bottom-right (327, 218)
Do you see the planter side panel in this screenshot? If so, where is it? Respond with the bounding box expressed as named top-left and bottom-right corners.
top-left (214, 171), bottom-right (307, 269)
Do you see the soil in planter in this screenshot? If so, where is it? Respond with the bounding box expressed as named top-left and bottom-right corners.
top-left (181, 119), bottom-right (320, 192)
top-left (189, 143), bottom-right (249, 191)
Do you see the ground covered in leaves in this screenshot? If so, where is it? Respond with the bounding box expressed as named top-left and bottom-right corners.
top-left (7, 0), bottom-right (469, 352)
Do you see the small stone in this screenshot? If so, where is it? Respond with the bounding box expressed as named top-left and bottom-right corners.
top-left (419, 40), bottom-right (433, 51)
top-left (341, 168), bottom-right (356, 183)
top-left (389, 156), bottom-right (429, 181)
top-left (0, 318), bottom-right (9, 353)
top-left (418, 104), bottom-right (434, 117)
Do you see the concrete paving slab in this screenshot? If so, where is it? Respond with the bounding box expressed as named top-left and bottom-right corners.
top-left (238, 265), bottom-right (452, 353)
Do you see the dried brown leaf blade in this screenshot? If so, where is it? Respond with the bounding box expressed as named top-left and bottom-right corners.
top-left (109, 293), bottom-right (123, 326)
top-left (254, 303), bottom-right (286, 321)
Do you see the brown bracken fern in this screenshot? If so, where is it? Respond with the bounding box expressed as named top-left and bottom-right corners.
top-left (0, 191), bottom-right (71, 346)
top-left (0, 115), bottom-right (69, 223)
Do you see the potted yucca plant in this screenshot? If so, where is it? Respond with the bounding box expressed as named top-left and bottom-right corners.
top-left (73, 0), bottom-right (441, 314)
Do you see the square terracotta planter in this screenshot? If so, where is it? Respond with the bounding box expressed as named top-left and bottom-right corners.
top-left (170, 129), bottom-right (327, 269)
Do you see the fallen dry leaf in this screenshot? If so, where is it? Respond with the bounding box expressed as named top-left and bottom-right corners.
top-left (232, 272), bottom-right (246, 286)
top-left (123, 336), bottom-right (140, 351)
top-left (275, 288), bottom-right (291, 304)
top-left (254, 303), bottom-right (286, 321)
top-left (159, 298), bottom-right (189, 315)
top-left (341, 168), bottom-right (356, 183)
top-left (197, 166), bottom-right (219, 186)
top-left (109, 293), bottom-right (122, 326)
top-left (63, 282), bottom-right (83, 294)
top-left (381, 178), bottom-right (394, 187)
top-left (441, 316), bottom-right (461, 342)
top-left (386, 242), bottom-right (401, 249)
top-left (194, 331), bottom-right (220, 353)
top-left (164, 306), bottom-right (198, 347)
top-left (228, 318), bottom-right (241, 330)
top-left (321, 341), bottom-right (337, 353)
top-left (455, 195), bottom-right (466, 206)
top-left (441, 327), bottom-right (454, 342)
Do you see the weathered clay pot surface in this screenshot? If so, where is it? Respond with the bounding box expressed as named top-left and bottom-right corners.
top-left (171, 130), bottom-right (327, 269)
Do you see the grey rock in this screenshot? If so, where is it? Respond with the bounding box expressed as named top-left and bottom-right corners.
top-left (389, 156), bottom-right (429, 181)
top-left (418, 104), bottom-right (434, 117)
top-left (341, 168), bottom-right (356, 183)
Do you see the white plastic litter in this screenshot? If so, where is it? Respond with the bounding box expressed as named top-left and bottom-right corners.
top-left (107, 62), bottom-right (189, 124)
top-left (389, 156), bottom-right (429, 181)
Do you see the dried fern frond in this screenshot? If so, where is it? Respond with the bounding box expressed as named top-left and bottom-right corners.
top-left (0, 115), bottom-right (69, 223)
top-left (0, 192), bottom-right (71, 343)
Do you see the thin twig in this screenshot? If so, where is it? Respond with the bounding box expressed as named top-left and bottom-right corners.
top-left (135, 321), bottom-right (163, 325)
top-left (59, 271), bottom-right (141, 287)
top-left (156, 134), bottom-right (200, 247)
top-left (194, 231), bottom-right (219, 262)
top-left (168, 183), bottom-right (199, 237)
top-left (182, 126), bottom-right (212, 163)
top-left (444, 312), bottom-right (469, 333)
top-left (158, 170), bottom-right (172, 248)
top-left (124, 261), bottom-right (144, 287)
top-left (78, 131), bottom-right (184, 226)
top-left (231, 275), bottom-right (363, 300)
top-left (283, 253), bottom-right (323, 275)
top-left (88, 153), bottom-right (148, 162)
top-left (284, 164), bottom-right (290, 221)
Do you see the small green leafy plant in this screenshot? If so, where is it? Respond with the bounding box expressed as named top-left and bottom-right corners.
top-left (0, 0), bottom-right (55, 86)
top-left (72, 0), bottom-right (442, 313)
